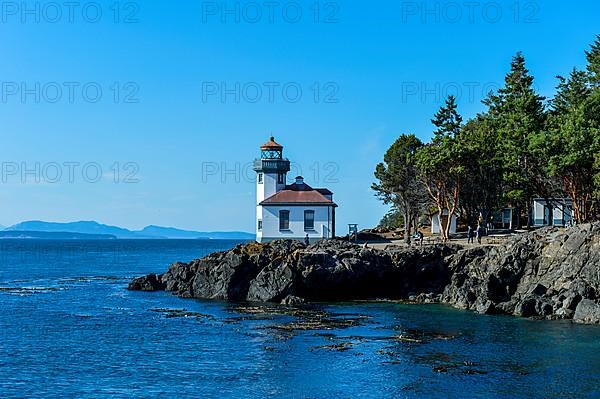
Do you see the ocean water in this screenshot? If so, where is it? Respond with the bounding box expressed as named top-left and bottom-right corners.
top-left (0, 239), bottom-right (599, 399)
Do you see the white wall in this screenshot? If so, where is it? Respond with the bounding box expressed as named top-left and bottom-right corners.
top-left (256, 171), bottom-right (287, 240)
top-left (533, 200), bottom-right (545, 225)
top-left (257, 205), bottom-right (333, 242)
top-left (256, 172), bottom-right (286, 204)
top-left (533, 199), bottom-right (573, 226)
top-left (431, 213), bottom-right (457, 235)
top-left (256, 205), bottom-right (264, 242)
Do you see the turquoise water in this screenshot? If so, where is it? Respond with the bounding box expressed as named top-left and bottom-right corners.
top-left (0, 240), bottom-right (599, 398)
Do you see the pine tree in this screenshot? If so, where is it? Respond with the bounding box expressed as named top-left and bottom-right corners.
top-left (584, 35), bottom-right (600, 210)
top-left (431, 95), bottom-right (463, 140)
top-left (551, 68), bottom-right (592, 113)
top-left (542, 68), bottom-right (599, 223)
top-left (484, 52), bottom-right (546, 227)
top-left (586, 34), bottom-right (600, 87)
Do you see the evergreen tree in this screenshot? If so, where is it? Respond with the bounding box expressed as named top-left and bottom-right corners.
top-left (540, 68), bottom-right (599, 223)
top-left (586, 35), bottom-right (600, 202)
top-left (484, 52), bottom-right (546, 227)
top-left (586, 34), bottom-right (600, 87)
top-left (416, 96), bottom-right (465, 241)
top-left (431, 95), bottom-right (463, 140)
top-left (459, 114), bottom-right (503, 225)
top-left (551, 69), bottom-right (591, 113)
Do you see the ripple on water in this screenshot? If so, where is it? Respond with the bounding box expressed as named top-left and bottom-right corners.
top-left (1, 239), bottom-right (599, 399)
top-left (0, 286), bottom-right (66, 296)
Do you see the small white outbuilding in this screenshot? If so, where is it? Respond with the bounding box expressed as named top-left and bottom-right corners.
top-left (431, 210), bottom-right (457, 235)
top-left (532, 198), bottom-right (573, 227)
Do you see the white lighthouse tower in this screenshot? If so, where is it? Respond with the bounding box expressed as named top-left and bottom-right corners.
top-left (254, 137), bottom-right (337, 243)
top-left (254, 137), bottom-right (291, 242)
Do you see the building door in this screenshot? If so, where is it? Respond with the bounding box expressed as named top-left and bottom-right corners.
top-left (544, 205), bottom-right (553, 226)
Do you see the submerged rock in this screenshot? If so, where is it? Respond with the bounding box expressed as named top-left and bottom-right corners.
top-left (280, 295), bottom-right (306, 305)
top-left (129, 224), bottom-right (600, 325)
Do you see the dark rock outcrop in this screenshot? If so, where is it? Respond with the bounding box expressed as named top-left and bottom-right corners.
top-left (128, 273), bottom-right (166, 291)
top-left (442, 224), bottom-right (600, 323)
top-left (574, 300), bottom-right (600, 324)
top-left (130, 239), bottom-right (456, 302)
top-left (129, 224), bottom-right (600, 324)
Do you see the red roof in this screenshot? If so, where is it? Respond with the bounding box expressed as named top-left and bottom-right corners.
top-left (260, 137), bottom-right (283, 150)
top-left (261, 190), bottom-right (336, 206)
top-left (261, 179), bottom-right (335, 206)
top-left (316, 188), bottom-right (333, 196)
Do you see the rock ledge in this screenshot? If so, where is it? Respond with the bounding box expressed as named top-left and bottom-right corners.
top-left (129, 224), bottom-right (600, 324)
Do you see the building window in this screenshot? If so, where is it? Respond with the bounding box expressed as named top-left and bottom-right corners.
top-left (278, 173), bottom-right (285, 184)
top-left (258, 173), bottom-right (263, 184)
top-left (258, 220), bottom-right (262, 231)
top-left (279, 210), bottom-right (290, 231)
top-left (261, 149), bottom-right (282, 159)
top-left (304, 210), bottom-right (315, 231)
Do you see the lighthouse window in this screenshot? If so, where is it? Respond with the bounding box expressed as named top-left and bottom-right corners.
top-left (258, 220), bottom-right (262, 231)
top-left (279, 210), bottom-right (290, 231)
top-left (258, 173), bottom-right (263, 184)
top-left (277, 173), bottom-right (285, 184)
top-left (304, 210), bottom-right (315, 231)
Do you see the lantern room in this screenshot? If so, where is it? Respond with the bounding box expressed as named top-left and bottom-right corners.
top-left (260, 137), bottom-right (284, 159)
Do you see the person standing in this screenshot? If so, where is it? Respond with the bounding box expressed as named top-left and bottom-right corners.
top-left (476, 225), bottom-right (483, 244)
top-left (304, 234), bottom-right (310, 246)
top-left (467, 226), bottom-right (474, 244)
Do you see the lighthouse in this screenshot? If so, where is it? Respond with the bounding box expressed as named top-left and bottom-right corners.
top-left (254, 137), bottom-right (290, 205)
top-left (254, 137), bottom-right (336, 243)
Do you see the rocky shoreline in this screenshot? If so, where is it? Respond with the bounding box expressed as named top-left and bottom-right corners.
top-left (129, 223), bottom-right (600, 324)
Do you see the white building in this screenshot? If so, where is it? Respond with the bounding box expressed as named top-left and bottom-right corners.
top-left (431, 210), bottom-right (457, 235)
top-left (532, 198), bottom-right (573, 227)
top-left (254, 137), bottom-right (337, 243)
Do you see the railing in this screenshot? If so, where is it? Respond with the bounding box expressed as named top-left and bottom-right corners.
top-left (253, 159), bottom-right (290, 171)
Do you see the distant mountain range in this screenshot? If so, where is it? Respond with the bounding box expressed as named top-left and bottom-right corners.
top-left (0, 231), bottom-right (117, 240)
top-left (3, 221), bottom-right (255, 240)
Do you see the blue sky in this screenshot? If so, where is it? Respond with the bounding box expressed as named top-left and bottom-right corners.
top-left (0, 0), bottom-right (599, 232)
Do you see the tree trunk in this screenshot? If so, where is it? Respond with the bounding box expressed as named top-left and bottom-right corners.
top-left (413, 214), bottom-right (419, 237)
top-left (566, 176), bottom-right (583, 224)
top-left (404, 209), bottom-right (412, 245)
top-left (443, 185), bottom-right (459, 242)
top-left (443, 214), bottom-right (452, 242)
top-left (435, 205), bottom-right (443, 241)
top-left (525, 191), bottom-right (531, 229)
